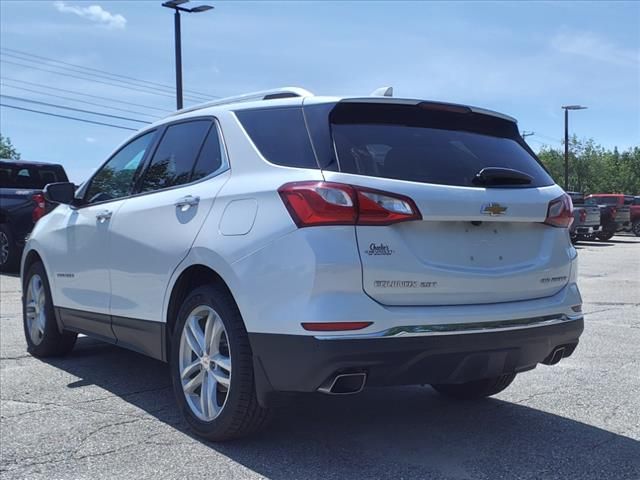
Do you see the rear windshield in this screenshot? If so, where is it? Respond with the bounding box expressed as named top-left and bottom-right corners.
top-left (590, 196), bottom-right (619, 205)
top-left (328, 103), bottom-right (554, 188)
top-left (0, 164), bottom-right (67, 189)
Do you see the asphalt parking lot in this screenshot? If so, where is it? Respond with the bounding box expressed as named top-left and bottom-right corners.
top-left (1, 235), bottom-right (639, 480)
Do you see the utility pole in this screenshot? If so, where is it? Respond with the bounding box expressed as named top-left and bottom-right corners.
top-left (162, 0), bottom-right (214, 111)
top-left (521, 130), bottom-right (534, 140)
top-left (561, 105), bottom-right (587, 191)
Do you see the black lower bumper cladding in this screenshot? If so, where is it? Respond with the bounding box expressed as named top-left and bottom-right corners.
top-left (249, 318), bottom-right (584, 406)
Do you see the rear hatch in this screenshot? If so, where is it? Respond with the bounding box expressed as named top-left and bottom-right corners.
top-left (306, 100), bottom-right (572, 306)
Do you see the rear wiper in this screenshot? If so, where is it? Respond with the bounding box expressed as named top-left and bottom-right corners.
top-left (473, 167), bottom-right (533, 186)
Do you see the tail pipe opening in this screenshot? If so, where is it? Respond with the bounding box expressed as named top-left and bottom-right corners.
top-left (318, 372), bottom-right (367, 395)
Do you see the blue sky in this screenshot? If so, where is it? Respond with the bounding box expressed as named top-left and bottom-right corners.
top-left (1, 0), bottom-right (639, 182)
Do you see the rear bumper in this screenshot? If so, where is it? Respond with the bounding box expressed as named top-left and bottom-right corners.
top-left (575, 225), bottom-right (601, 236)
top-left (250, 316), bottom-right (583, 403)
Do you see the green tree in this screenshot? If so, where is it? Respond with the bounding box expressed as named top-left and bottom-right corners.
top-left (0, 134), bottom-right (21, 160)
top-left (536, 137), bottom-right (640, 195)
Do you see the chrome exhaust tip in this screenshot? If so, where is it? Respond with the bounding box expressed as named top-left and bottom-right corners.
top-left (318, 372), bottom-right (367, 395)
top-left (543, 346), bottom-right (566, 365)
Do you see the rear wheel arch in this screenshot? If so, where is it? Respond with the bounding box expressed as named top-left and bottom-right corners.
top-left (165, 264), bottom-right (241, 360)
top-left (22, 249), bottom-right (44, 282)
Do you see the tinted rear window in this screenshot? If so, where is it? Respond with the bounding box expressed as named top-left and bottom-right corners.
top-left (328, 103), bottom-right (554, 188)
top-left (0, 164), bottom-right (66, 189)
top-left (590, 196), bottom-right (619, 205)
top-left (235, 108), bottom-right (318, 169)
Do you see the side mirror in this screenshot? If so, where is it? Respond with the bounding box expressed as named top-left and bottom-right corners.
top-left (44, 182), bottom-right (76, 205)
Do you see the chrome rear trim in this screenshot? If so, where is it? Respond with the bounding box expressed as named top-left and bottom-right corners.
top-left (314, 314), bottom-right (582, 340)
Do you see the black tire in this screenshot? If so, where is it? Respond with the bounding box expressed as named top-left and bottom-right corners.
top-left (169, 284), bottom-right (271, 441)
top-left (0, 224), bottom-right (20, 273)
top-left (431, 373), bottom-right (516, 400)
top-left (596, 230), bottom-right (614, 241)
top-left (633, 222), bottom-right (640, 237)
top-left (23, 261), bottom-right (77, 357)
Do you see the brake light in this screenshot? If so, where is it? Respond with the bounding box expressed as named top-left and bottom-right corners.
top-left (544, 194), bottom-right (573, 228)
top-left (32, 194), bottom-right (46, 222)
top-left (579, 209), bottom-right (586, 223)
top-left (611, 206), bottom-right (617, 219)
top-left (278, 182), bottom-right (421, 227)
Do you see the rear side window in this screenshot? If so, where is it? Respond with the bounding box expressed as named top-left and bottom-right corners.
top-left (235, 108), bottom-right (318, 169)
top-left (191, 125), bottom-right (224, 182)
top-left (328, 103), bottom-right (554, 188)
top-left (139, 120), bottom-right (211, 193)
top-left (0, 165), bottom-right (66, 189)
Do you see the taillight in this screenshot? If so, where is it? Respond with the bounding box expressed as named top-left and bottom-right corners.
top-left (579, 209), bottom-right (586, 223)
top-left (278, 181), bottom-right (421, 227)
top-left (611, 206), bottom-right (617, 219)
top-left (32, 194), bottom-right (46, 222)
top-left (544, 193), bottom-right (573, 228)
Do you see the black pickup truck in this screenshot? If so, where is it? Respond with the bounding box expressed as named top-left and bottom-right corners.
top-left (0, 160), bottom-right (68, 271)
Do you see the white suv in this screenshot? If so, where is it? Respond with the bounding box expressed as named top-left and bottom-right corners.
top-left (21, 87), bottom-right (584, 440)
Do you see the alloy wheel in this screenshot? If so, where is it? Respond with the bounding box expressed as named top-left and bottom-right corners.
top-left (25, 274), bottom-right (46, 345)
top-left (179, 305), bottom-right (231, 421)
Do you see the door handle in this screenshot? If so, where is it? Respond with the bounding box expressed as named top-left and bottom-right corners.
top-left (96, 210), bottom-right (113, 223)
top-left (175, 195), bottom-right (200, 211)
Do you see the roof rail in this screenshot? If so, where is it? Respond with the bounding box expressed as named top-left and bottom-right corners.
top-left (168, 87), bottom-right (313, 117)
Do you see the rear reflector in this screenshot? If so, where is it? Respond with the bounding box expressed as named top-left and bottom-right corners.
top-left (279, 181), bottom-right (421, 227)
top-left (571, 305), bottom-right (582, 313)
top-left (544, 193), bottom-right (573, 228)
top-left (301, 322), bottom-right (373, 332)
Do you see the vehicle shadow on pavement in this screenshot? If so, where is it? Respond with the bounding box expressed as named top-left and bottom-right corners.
top-left (43, 337), bottom-right (640, 480)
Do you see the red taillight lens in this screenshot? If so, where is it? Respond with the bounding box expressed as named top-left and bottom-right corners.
top-left (544, 193), bottom-right (574, 228)
top-left (278, 181), bottom-right (421, 227)
top-left (611, 206), bottom-right (617, 219)
top-left (579, 209), bottom-right (586, 222)
top-left (32, 194), bottom-right (46, 222)
top-left (301, 322), bottom-right (373, 331)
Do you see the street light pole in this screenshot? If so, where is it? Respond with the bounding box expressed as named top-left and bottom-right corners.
top-left (561, 105), bottom-right (588, 191)
top-left (162, 0), bottom-right (214, 111)
top-left (174, 9), bottom-right (183, 110)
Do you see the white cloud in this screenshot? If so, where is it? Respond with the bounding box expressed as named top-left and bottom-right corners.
top-left (53, 1), bottom-right (126, 30)
top-left (85, 137), bottom-right (96, 143)
top-left (550, 31), bottom-right (640, 67)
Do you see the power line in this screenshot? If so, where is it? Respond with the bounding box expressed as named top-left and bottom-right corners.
top-left (1, 59), bottom-right (208, 103)
top-left (1, 83), bottom-right (158, 119)
top-left (0, 51), bottom-right (211, 102)
top-left (0, 95), bottom-right (151, 124)
top-left (1, 47), bottom-right (218, 99)
top-left (0, 76), bottom-right (171, 113)
top-left (0, 103), bottom-right (138, 131)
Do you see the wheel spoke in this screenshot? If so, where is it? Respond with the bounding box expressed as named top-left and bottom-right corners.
top-left (212, 353), bottom-right (231, 374)
top-left (200, 371), bottom-right (217, 418)
top-left (181, 360), bottom-right (201, 380)
top-left (211, 367), bottom-right (230, 388)
top-left (183, 370), bottom-right (204, 394)
top-left (185, 317), bottom-right (205, 357)
top-left (203, 311), bottom-right (215, 355)
top-left (208, 317), bottom-right (224, 356)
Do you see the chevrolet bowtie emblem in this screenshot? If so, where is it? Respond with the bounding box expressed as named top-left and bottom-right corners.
top-left (481, 203), bottom-right (508, 216)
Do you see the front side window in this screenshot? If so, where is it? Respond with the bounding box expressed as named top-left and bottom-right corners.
top-left (85, 131), bottom-right (155, 204)
top-left (138, 120), bottom-right (211, 193)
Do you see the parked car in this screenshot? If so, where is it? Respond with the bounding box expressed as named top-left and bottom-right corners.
top-left (567, 192), bottom-right (601, 242)
top-left (20, 88), bottom-right (584, 441)
top-left (0, 159), bottom-right (68, 271)
top-left (586, 194), bottom-right (632, 241)
top-left (631, 196), bottom-right (640, 237)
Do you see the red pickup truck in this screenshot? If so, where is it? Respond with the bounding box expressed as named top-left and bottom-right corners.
top-left (631, 196), bottom-right (640, 236)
